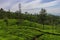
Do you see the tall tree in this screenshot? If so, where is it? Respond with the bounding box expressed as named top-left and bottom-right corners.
top-left (39, 8), bottom-right (47, 29)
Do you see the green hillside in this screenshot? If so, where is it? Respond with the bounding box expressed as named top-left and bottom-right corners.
top-left (0, 19), bottom-right (60, 40)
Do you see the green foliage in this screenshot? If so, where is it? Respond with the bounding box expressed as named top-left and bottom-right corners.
top-left (0, 19), bottom-right (59, 40)
top-left (39, 8), bottom-right (47, 23)
top-left (0, 8), bottom-right (60, 26)
top-left (0, 8), bottom-right (60, 40)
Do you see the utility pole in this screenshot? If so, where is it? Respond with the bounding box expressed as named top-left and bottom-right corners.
top-left (19, 3), bottom-right (21, 13)
top-left (16, 3), bottom-right (22, 25)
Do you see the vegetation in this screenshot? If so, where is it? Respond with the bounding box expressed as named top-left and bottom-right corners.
top-left (0, 8), bottom-right (60, 40)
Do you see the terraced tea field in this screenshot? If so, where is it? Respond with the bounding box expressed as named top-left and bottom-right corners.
top-left (0, 19), bottom-right (60, 40)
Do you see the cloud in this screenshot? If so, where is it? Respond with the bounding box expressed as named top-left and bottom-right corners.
top-left (10, 0), bottom-right (59, 14)
top-left (0, 0), bottom-right (13, 9)
top-left (46, 7), bottom-right (60, 13)
top-left (0, 0), bottom-right (60, 15)
top-left (0, 2), bottom-right (11, 9)
top-left (22, 0), bottom-right (60, 9)
top-left (10, 0), bottom-right (59, 10)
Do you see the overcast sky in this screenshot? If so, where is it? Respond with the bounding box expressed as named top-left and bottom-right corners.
top-left (0, 0), bottom-right (60, 15)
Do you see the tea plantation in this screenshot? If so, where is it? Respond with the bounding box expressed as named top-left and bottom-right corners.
top-left (0, 19), bottom-right (60, 40)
